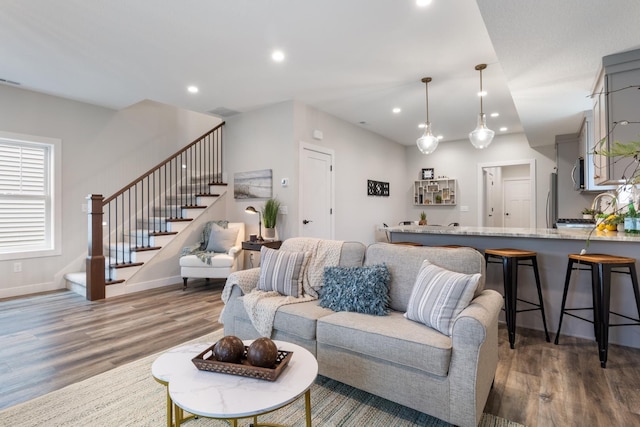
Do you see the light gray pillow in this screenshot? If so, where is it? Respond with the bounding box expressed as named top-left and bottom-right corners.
top-left (258, 247), bottom-right (310, 297)
top-left (205, 227), bottom-right (239, 253)
top-left (404, 260), bottom-right (481, 336)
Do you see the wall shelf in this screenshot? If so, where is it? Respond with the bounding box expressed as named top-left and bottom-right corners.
top-left (414, 178), bottom-right (456, 206)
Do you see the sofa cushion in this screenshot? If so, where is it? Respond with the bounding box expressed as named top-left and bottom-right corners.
top-left (179, 253), bottom-right (234, 268)
top-left (257, 247), bottom-right (310, 297)
top-left (273, 301), bottom-right (336, 340)
top-left (205, 227), bottom-right (239, 253)
top-left (405, 260), bottom-right (481, 336)
top-left (319, 264), bottom-right (390, 316)
top-left (364, 243), bottom-right (485, 312)
top-left (317, 310), bottom-right (452, 377)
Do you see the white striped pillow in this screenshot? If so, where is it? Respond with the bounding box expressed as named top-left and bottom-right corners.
top-left (404, 260), bottom-right (481, 336)
top-left (258, 247), bottom-right (310, 297)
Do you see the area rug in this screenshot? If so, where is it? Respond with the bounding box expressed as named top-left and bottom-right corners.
top-left (0, 332), bottom-right (523, 427)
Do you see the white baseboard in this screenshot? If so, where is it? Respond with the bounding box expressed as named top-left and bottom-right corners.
top-left (0, 280), bottom-right (61, 299)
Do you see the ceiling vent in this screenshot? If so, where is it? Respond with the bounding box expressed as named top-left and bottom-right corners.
top-left (207, 107), bottom-right (241, 118)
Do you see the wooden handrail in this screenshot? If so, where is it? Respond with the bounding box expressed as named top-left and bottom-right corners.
top-left (104, 122), bottom-right (224, 205)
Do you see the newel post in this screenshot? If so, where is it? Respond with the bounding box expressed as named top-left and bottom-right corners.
top-left (86, 194), bottom-right (105, 300)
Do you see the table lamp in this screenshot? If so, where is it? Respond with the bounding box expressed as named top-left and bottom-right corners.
top-left (245, 206), bottom-right (263, 241)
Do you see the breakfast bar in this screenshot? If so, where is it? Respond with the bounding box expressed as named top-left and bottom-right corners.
top-left (386, 225), bottom-right (640, 349)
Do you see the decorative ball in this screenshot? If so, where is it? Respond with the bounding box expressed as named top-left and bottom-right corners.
top-left (247, 337), bottom-right (278, 368)
top-left (213, 335), bottom-right (245, 363)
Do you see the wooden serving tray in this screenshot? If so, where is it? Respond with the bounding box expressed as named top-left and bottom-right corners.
top-left (192, 345), bottom-right (293, 381)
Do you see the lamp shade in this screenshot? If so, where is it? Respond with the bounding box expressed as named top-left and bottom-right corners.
top-left (468, 113), bottom-right (495, 149)
top-left (469, 64), bottom-right (494, 149)
top-left (416, 123), bottom-right (439, 154)
top-left (417, 77), bottom-right (438, 154)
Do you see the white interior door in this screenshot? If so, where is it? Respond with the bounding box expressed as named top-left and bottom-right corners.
top-left (299, 143), bottom-right (334, 238)
top-left (503, 179), bottom-right (531, 228)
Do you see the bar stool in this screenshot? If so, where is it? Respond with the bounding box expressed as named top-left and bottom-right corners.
top-left (554, 253), bottom-right (640, 368)
top-left (484, 248), bottom-right (550, 349)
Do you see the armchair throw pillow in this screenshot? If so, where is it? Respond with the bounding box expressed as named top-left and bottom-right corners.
top-left (319, 264), bottom-right (390, 316)
top-left (258, 247), bottom-right (310, 297)
top-left (405, 260), bottom-right (481, 336)
top-left (205, 227), bottom-right (239, 253)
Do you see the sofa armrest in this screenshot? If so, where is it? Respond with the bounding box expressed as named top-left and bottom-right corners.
top-left (228, 245), bottom-right (242, 257)
top-left (448, 289), bottom-right (503, 427)
top-left (221, 267), bottom-right (261, 304)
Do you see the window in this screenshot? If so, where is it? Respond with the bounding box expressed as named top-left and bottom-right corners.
top-left (0, 132), bottom-right (61, 260)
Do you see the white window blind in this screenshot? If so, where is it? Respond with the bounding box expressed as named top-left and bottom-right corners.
top-left (0, 140), bottom-right (52, 253)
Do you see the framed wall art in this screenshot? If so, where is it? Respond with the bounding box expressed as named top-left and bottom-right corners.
top-left (234, 169), bottom-right (273, 199)
top-left (421, 168), bottom-right (434, 180)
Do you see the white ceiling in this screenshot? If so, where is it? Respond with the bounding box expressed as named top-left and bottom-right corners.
top-left (1, 0), bottom-right (639, 148)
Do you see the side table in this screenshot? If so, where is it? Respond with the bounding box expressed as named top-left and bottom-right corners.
top-left (242, 240), bottom-right (283, 267)
top-left (241, 240), bottom-right (283, 251)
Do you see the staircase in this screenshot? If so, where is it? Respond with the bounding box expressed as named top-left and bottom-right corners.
top-left (64, 123), bottom-right (226, 300)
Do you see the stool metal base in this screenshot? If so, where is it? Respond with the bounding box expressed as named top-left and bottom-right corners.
top-left (555, 254), bottom-right (640, 368)
top-left (485, 249), bottom-right (550, 349)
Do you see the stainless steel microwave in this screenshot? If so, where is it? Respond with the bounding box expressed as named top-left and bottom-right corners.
top-left (571, 157), bottom-right (584, 191)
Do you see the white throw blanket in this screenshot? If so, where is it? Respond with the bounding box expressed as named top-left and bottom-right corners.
top-left (235, 238), bottom-right (343, 337)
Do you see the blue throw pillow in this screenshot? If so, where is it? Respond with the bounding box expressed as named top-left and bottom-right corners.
top-left (319, 264), bottom-right (390, 316)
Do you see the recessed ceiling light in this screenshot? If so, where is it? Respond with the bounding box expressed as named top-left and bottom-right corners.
top-left (416, 0), bottom-right (433, 6)
top-left (499, 127), bottom-right (508, 132)
top-left (187, 86), bottom-right (199, 93)
top-left (392, 107), bottom-right (401, 114)
top-left (272, 50), bottom-right (285, 62)
top-left (437, 135), bottom-right (444, 140)
top-left (490, 112), bottom-right (499, 117)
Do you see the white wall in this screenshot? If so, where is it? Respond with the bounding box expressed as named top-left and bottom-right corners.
top-left (0, 85), bottom-right (221, 298)
top-left (224, 100), bottom-right (407, 244)
top-left (404, 133), bottom-right (557, 227)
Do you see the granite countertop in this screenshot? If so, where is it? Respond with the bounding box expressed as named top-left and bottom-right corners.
top-left (384, 225), bottom-right (640, 242)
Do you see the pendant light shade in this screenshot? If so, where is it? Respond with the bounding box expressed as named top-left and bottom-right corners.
top-left (416, 77), bottom-right (439, 154)
top-left (469, 64), bottom-right (495, 149)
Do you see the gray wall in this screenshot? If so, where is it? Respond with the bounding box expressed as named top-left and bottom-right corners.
top-left (224, 100), bottom-right (407, 244)
top-left (0, 85), bottom-right (220, 298)
top-left (1, 85), bottom-right (584, 298)
top-left (404, 133), bottom-right (557, 227)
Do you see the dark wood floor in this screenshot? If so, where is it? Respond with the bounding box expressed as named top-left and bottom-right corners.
top-left (1, 282), bottom-right (639, 426)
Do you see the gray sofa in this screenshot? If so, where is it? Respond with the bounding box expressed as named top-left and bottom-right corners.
top-left (220, 239), bottom-right (503, 427)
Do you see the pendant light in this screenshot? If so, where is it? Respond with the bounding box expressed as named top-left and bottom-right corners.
top-left (469, 64), bottom-right (495, 149)
top-left (416, 77), bottom-right (439, 154)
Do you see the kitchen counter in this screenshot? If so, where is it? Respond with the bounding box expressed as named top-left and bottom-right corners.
top-left (386, 225), bottom-right (640, 350)
top-left (384, 225), bottom-right (640, 242)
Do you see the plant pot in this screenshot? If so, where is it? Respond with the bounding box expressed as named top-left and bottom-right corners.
top-left (582, 214), bottom-right (593, 220)
top-left (264, 227), bottom-right (276, 239)
top-left (617, 223), bottom-right (625, 232)
top-left (419, 220), bottom-right (427, 225)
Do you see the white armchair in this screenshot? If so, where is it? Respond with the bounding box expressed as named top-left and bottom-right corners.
top-left (179, 221), bottom-right (244, 290)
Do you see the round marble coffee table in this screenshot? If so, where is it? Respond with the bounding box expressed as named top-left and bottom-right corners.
top-left (167, 340), bottom-right (317, 427)
top-left (152, 342), bottom-right (205, 427)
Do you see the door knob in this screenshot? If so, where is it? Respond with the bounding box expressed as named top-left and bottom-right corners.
top-left (302, 219), bottom-right (312, 224)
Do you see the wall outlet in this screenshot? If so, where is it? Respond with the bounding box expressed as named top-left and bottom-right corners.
top-left (460, 206), bottom-right (469, 212)
top-left (279, 206), bottom-right (288, 215)
top-left (13, 262), bottom-right (22, 273)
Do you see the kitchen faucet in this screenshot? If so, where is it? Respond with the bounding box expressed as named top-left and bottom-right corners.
top-left (591, 192), bottom-right (617, 214)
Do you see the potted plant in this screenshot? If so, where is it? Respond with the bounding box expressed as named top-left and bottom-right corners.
top-left (419, 211), bottom-right (427, 226)
top-left (581, 208), bottom-right (596, 219)
top-left (261, 198), bottom-right (281, 239)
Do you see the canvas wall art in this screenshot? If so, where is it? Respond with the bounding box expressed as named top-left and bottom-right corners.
top-left (234, 169), bottom-right (273, 199)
